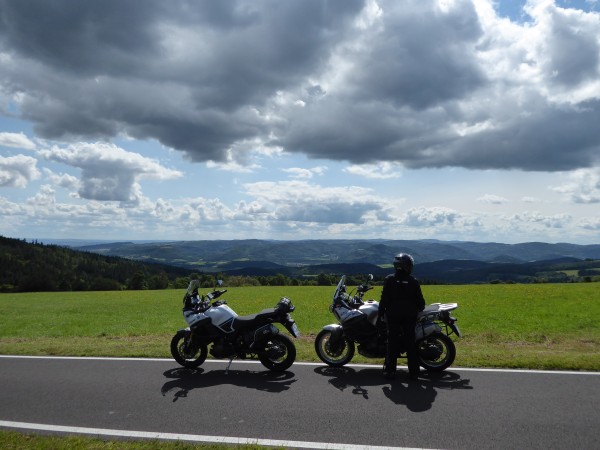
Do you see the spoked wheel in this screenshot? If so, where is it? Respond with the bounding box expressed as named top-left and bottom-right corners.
top-left (417, 332), bottom-right (456, 372)
top-left (170, 330), bottom-right (208, 368)
top-left (315, 329), bottom-right (355, 367)
top-left (257, 334), bottom-right (296, 372)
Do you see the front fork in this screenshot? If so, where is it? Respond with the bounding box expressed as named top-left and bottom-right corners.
top-left (323, 324), bottom-right (345, 349)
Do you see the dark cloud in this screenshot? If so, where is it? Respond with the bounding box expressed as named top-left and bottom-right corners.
top-left (542, 7), bottom-right (600, 87)
top-left (0, 0), bottom-right (163, 76)
top-left (347, 1), bottom-right (485, 109)
top-left (417, 100), bottom-right (600, 171)
top-left (1, 0), bottom-right (599, 172)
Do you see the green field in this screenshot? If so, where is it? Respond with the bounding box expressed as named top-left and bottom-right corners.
top-left (1, 283), bottom-right (599, 371)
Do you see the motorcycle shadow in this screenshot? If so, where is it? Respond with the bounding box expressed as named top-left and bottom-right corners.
top-left (314, 366), bottom-right (472, 412)
top-left (161, 366), bottom-right (297, 402)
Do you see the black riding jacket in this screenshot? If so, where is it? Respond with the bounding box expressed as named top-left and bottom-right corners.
top-left (379, 271), bottom-right (425, 320)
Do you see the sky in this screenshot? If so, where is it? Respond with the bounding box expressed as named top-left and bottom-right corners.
top-left (1, 0), bottom-right (599, 245)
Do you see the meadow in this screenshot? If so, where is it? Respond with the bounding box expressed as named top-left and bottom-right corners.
top-left (0, 283), bottom-right (599, 371)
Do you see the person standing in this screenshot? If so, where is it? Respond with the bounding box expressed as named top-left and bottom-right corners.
top-left (378, 253), bottom-right (425, 380)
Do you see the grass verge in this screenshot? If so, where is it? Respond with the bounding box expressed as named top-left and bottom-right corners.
top-left (0, 430), bottom-right (270, 450)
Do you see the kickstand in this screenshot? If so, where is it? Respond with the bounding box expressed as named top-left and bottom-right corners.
top-left (225, 356), bottom-right (236, 374)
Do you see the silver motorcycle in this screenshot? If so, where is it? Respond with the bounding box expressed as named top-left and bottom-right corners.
top-left (171, 280), bottom-right (300, 372)
top-left (315, 274), bottom-right (461, 371)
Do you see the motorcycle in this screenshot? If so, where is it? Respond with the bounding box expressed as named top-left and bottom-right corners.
top-left (315, 274), bottom-right (461, 372)
top-left (171, 280), bottom-right (300, 372)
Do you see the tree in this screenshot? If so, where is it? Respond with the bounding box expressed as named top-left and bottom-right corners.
top-left (129, 272), bottom-right (148, 290)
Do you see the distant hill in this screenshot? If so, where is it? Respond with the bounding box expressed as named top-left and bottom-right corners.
top-left (69, 238), bottom-right (600, 269)
top-left (8, 237), bottom-right (600, 287)
top-left (63, 238), bottom-right (600, 284)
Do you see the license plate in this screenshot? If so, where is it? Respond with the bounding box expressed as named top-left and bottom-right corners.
top-left (452, 323), bottom-right (462, 338)
top-left (291, 322), bottom-right (301, 338)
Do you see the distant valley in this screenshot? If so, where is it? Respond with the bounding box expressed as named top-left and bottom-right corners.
top-left (64, 239), bottom-right (600, 284)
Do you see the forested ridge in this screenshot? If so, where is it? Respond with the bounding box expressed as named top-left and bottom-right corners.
top-left (0, 236), bottom-right (189, 292)
top-left (0, 236), bottom-right (370, 292)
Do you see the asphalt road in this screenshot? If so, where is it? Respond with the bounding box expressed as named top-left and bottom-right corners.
top-left (0, 356), bottom-right (598, 449)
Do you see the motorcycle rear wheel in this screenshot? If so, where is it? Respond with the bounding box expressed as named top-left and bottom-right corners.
top-left (315, 329), bottom-right (355, 367)
top-left (257, 334), bottom-right (296, 372)
top-left (417, 332), bottom-right (456, 372)
top-left (170, 330), bottom-right (208, 368)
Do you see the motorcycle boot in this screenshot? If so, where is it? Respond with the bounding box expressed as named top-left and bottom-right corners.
top-left (383, 359), bottom-right (396, 380)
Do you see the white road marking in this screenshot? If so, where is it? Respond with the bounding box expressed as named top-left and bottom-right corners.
top-left (1, 355), bottom-right (598, 375)
top-left (0, 420), bottom-right (432, 450)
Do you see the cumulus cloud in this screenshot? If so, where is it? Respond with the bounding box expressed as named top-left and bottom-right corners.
top-left (400, 207), bottom-right (461, 227)
top-left (551, 168), bottom-right (600, 203)
top-left (37, 142), bottom-right (182, 203)
top-left (507, 211), bottom-right (572, 229)
top-left (0, 132), bottom-right (36, 150)
top-left (0, 0), bottom-right (598, 172)
top-left (43, 169), bottom-right (80, 190)
top-left (0, 154), bottom-right (40, 187)
top-left (243, 180), bottom-right (389, 224)
top-left (344, 162), bottom-right (402, 179)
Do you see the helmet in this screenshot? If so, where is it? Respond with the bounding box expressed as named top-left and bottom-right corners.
top-left (393, 253), bottom-right (414, 274)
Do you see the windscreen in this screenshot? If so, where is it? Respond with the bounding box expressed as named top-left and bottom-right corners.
top-left (333, 275), bottom-right (346, 301)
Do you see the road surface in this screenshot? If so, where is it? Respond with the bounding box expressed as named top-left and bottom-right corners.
top-left (0, 356), bottom-right (598, 449)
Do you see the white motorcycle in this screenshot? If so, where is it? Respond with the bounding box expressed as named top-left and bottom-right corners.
top-left (315, 275), bottom-right (461, 371)
top-left (171, 280), bottom-right (300, 372)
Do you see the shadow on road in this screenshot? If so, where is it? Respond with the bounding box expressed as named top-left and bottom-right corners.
top-left (161, 366), bottom-right (297, 402)
top-left (314, 366), bottom-right (472, 411)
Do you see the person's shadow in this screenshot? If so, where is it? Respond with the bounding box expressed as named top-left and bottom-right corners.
top-left (161, 366), bottom-right (297, 402)
top-left (314, 366), bottom-right (472, 412)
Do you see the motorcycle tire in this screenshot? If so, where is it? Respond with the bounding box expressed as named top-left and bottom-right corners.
top-left (257, 333), bottom-right (296, 372)
top-left (314, 329), bottom-right (355, 367)
top-left (417, 332), bottom-right (456, 372)
top-left (170, 330), bottom-right (208, 368)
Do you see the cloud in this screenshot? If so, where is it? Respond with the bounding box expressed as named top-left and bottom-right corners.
top-left (0, 0), bottom-right (600, 174)
top-left (507, 211), bottom-right (572, 229)
top-left (344, 162), bottom-right (402, 179)
top-left (400, 207), bottom-right (461, 227)
top-left (242, 180), bottom-right (389, 224)
top-left (37, 142), bottom-right (182, 203)
top-left (551, 168), bottom-right (600, 203)
top-left (0, 132), bottom-right (36, 150)
top-left (478, 194), bottom-right (509, 204)
top-left (0, 1), bottom-right (598, 173)
top-left (43, 169), bottom-right (80, 190)
top-left (0, 154), bottom-right (40, 187)
top-left (282, 166), bottom-right (327, 179)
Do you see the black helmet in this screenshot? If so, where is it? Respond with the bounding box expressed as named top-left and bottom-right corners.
top-left (393, 253), bottom-right (414, 274)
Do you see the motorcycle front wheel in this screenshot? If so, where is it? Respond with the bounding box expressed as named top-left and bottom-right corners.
top-left (257, 334), bottom-right (296, 372)
top-left (170, 330), bottom-right (208, 368)
top-left (417, 332), bottom-right (456, 372)
top-left (315, 329), bottom-right (355, 367)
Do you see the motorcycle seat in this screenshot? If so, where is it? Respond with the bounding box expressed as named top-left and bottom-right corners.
top-left (233, 308), bottom-right (278, 328)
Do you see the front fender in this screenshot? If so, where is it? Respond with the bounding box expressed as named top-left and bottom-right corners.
top-left (322, 323), bottom-right (344, 345)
